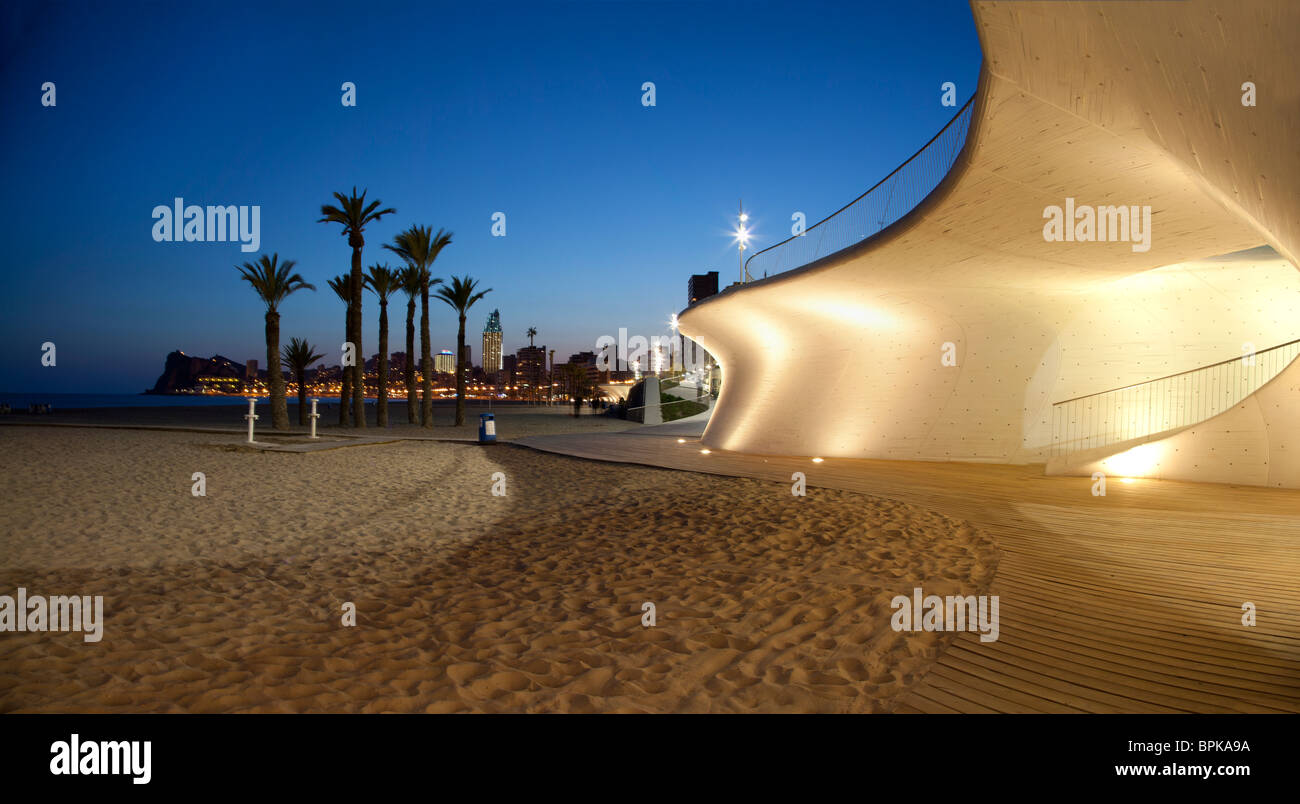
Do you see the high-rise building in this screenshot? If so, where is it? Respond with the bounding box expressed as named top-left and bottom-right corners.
top-left (502, 354), bottom-right (517, 386)
top-left (684, 271), bottom-right (718, 371)
top-left (688, 270), bottom-right (719, 306)
top-left (516, 345), bottom-right (546, 393)
top-left (435, 350), bottom-right (455, 374)
top-left (460, 344), bottom-right (473, 383)
top-left (564, 351), bottom-right (601, 394)
top-left (482, 309), bottom-right (503, 378)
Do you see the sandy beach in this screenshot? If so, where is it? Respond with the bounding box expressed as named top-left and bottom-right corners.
top-left (0, 423), bottom-right (996, 713)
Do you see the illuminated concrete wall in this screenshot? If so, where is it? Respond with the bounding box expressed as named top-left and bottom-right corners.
top-left (678, 0), bottom-right (1300, 486)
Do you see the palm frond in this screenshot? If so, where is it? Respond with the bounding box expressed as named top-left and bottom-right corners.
top-left (365, 263), bottom-right (402, 301)
top-left (236, 253), bottom-right (315, 311)
top-left (327, 274), bottom-right (352, 303)
top-left (397, 264), bottom-right (423, 298)
top-left (384, 225), bottom-right (453, 276)
top-left (281, 337), bottom-right (326, 375)
top-left (434, 274), bottom-right (493, 313)
top-left (318, 186), bottom-right (395, 235)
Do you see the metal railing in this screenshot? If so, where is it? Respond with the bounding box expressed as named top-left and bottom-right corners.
top-left (743, 94), bottom-right (976, 280)
top-left (1050, 339), bottom-right (1300, 457)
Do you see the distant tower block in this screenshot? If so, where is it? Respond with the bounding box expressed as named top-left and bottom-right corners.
top-left (482, 309), bottom-right (503, 381)
top-left (436, 350), bottom-right (455, 374)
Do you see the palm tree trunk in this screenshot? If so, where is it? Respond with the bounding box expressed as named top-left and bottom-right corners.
top-left (405, 297), bottom-right (416, 424)
top-left (377, 300), bottom-right (389, 427)
top-left (266, 311), bottom-right (289, 430)
top-left (455, 313), bottom-right (467, 426)
top-left (420, 277), bottom-right (432, 428)
top-left (349, 246), bottom-right (366, 429)
top-left (339, 304), bottom-right (351, 426)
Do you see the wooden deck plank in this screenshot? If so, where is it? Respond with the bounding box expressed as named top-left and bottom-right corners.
top-left (922, 663), bottom-right (1079, 713)
top-left (514, 431), bottom-right (1300, 713)
top-left (991, 571), bottom-right (1300, 655)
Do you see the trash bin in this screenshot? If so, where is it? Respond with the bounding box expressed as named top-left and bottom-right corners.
top-left (478, 412), bottom-right (496, 443)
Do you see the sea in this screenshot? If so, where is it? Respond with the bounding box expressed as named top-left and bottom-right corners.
top-left (0, 393), bottom-right (501, 409)
top-left (0, 393), bottom-right (265, 409)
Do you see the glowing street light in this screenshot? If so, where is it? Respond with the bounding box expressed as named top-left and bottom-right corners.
top-left (735, 200), bottom-right (753, 283)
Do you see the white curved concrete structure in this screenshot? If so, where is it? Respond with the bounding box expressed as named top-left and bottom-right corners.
top-left (678, 0), bottom-right (1300, 486)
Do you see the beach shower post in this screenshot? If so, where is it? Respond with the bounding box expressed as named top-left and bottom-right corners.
top-left (244, 398), bottom-right (258, 443)
top-left (309, 398), bottom-right (320, 439)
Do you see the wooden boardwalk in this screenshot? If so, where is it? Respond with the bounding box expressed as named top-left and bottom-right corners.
top-left (514, 430), bottom-right (1300, 713)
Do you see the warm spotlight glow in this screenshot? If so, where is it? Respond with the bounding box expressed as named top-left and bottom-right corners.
top-left (677, 438), bottom-right (686, 443)
top-left (812, 299), bottom-right (894, 328)
top-left (700, 449), bottom-right (711, 454)
top-left (1101, 443), bottom-right (1163, 478)
top-left (811, 457), bottom-right (824, 463)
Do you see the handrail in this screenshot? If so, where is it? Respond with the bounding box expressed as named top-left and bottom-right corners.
top-left (1053, 338), bottom-right (1300, 405)
top-left (1050, 338), bottom-right (1300, 457)
top-left (743, 93), bottom-right (976, 280)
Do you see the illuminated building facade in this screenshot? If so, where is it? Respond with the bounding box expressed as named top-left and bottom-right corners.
top-left (435, 350), bottom-right (455, 374)
top-left (482, 309), bottom-right (503, 379)
top-left (516, 345), bottom-right (546, 392)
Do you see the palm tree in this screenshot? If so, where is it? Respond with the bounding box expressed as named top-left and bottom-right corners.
top-left (327, 274), bottom-right (353, 426)
top-left (318, 187), bottom-right (396, 428)
top-left (436, 275), bottom-right (493, 426)
top-left (281, 338), bottom-right (326, 425)
top-left (365, 263), bottom-right (401, 427)
top-left (397, 265), bottom-right (422, 424)
top-left (385, 226), bottom-right (453, 428)
top-left (236, 254), bottom-right (315, 430)
top-left (526, 327), bottom-right (539, 403)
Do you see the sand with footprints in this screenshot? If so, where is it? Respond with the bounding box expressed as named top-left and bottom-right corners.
top-left (0, 426), bottom-right (996, 713)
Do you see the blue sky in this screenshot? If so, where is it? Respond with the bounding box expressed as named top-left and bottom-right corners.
top-left (0, 0), bottom-right (981, 393)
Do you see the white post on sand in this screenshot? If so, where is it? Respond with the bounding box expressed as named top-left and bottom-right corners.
top-left (245, 398), bottom-right (259, 443)
top-left (309, 398), bottom-right (320, 439)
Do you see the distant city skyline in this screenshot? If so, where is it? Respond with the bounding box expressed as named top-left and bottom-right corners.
top-left (0, 0), bottom-right (981, 393)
